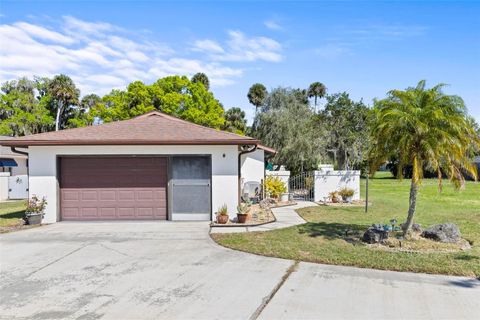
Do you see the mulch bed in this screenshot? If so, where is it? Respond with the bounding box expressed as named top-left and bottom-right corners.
top-left (211, 204), bottom-right (276, 227)
top-left (316, 200), bottom-right (369, 207)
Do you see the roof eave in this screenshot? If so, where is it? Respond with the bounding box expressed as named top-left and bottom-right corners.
top-left (0, 139), bottom-right (260, 147)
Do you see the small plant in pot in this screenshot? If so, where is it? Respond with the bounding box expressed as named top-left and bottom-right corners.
top-left (328, 191), bottom-right (340, 203)
top-left (216, 204), bottom-right (229, 224)
top-left (236, 202), bottom-right (251, 223)
top-left (23, 195), bottom-right (47, 225)
top-left (338, 187), bottom-right (355, 203)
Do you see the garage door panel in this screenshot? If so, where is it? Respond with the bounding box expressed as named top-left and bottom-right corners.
top-left (81, 207), bottom-right (98, 217)
top-left (60, 157), bottom-right (167, 221)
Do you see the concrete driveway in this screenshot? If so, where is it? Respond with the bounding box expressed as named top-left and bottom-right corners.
top-left (1, 222), bottom-right (479, 320)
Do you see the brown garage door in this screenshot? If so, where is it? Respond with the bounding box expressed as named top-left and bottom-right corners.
top-left (60, 156), bottom-right (167, 221)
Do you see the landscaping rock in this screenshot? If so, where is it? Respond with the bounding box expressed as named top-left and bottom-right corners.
top-left (362, 226), bottom-right (389, 244)
top-left (412, 223), bottom-right (422, 233)
top-left (421, 223), bottom-right (461, 243)
top-left (259, 198), bottom-right (276, 209)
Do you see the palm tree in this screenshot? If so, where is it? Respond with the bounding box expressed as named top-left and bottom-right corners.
top-left (370, 80), bottom-right (479, 235)
top-left (222, 107), bottom-right (247, 134)
top-left (191, 72), bottom-right (210, 91)
top-left (48, 74), bottom-right (80, 131)
top-left (307, 82), bottom-right (327, 112)
top-left (247, 83), bottom-right (267, 114)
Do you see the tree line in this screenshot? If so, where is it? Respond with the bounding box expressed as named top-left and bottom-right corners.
top-left (0, 73), bottom-right (247, 137)
top-left (1, 74), bottom-right (478, 180)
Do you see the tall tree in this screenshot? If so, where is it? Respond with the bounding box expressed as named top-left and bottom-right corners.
top-left (98, 76), bottom-right (225, 129)
top-left (222, 107), bottom-right (247, 134)
top-left (48, 74), bottom-right (80, 131)
top-left (191, 72), bottom-right (210, 91)
top-left (0, 78), bottom-right (53, 136)
top-left (67, 94), bottom-right (102, 128)
top-left (252, 87), bottom-right (326, 174)
top-left (307, 82), bottom-right (327, 112)
top-left (247, 83), bottom-right (268, 114)
top-left (370, 80), bottom-right (479, 235)
top-left (319, 92), bottom-right (371, 170)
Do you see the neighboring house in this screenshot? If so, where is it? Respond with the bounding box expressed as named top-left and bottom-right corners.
top-left (0, 137), bottom-right (29, 200)
top-left (0, 136), bottom-right (28, 176)
top-left (0, 111), bottom-right (274, 222)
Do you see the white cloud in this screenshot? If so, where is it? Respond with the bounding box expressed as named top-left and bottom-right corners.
top-left (14, 22), bottom-right (75, 44)
top-left (264, 20), bottom-right (283, 31)
top-left (194, 30), bottom-right (283, 63)
top-left (192, 39), bottom-right (224, 53)
top-left (0, 16), bottom-right (276, 95)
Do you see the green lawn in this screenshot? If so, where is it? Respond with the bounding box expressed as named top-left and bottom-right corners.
top-left (212, 176), bottom-right (480, 277)
top-left (0, 201), bottom-right (26, 227)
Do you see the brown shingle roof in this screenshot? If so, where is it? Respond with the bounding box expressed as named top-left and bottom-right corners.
top-left (0, 111), bottom-right (259, 147)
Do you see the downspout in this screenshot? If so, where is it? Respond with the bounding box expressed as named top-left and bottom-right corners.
top-left (238, 144), bottom-right (257, 204)
top-left (10, 147), bottom-right (28, 156)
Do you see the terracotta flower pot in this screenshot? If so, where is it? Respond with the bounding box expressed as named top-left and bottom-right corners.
top-left (237, 213), bottom-right (248, 223)
top-left (217, 214), bottom-right (229, 224)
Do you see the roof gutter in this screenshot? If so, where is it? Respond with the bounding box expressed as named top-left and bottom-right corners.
top-left (10, 147), bottom-right (28, 156)
top-left (238, 144), bottom-right (257, 205)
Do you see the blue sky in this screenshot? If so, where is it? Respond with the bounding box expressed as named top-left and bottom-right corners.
top-left (1, 1), bottom-right (479, 123)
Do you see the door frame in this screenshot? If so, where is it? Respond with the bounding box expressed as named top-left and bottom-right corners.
top-left (167, 154), bottom-right (212, 221)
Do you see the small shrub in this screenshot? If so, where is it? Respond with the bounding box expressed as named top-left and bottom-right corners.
top-left (338, 187), bottom-right (354, 199)
top-left (237, 202), bottom-right (250, 215)
top-left (328, 191), bottom-right (340, 203)
top-left (217, 204), bottom-right (228, 216)
top-left (264, 176), bottom-right (287, 199)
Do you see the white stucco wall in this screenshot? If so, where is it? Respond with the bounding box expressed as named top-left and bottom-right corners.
top-left (240, 149), bottom-right (264, 185)
top-left (28, 145), bottom-right (239, 223)
top-left (313, 170), bottom-right (361, 202)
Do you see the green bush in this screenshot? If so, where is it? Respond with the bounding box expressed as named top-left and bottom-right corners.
top-left (264, 176), bottom-right (287, 199)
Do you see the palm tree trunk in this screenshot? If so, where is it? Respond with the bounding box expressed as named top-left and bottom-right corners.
top-left (403, 179), bottom-right (419, 236)
top-left (55, 101), bottom-right (63, 131)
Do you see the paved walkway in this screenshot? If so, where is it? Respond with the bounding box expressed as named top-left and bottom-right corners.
top-left (210, 201), bottom-right (315, 234)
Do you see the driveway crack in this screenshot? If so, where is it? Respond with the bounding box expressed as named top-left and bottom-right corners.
top-left (249, 260), bottom-right (299, 320)
top-left (25, 243), bottom-right (90, 279)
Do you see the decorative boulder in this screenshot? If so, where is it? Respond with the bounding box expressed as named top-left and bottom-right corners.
top-left (421, 223), bottom-right (461, 243)
top-left (362, 226), bottom-right (389, 244)
top-left (259, 198), bottom-right (276, 209)
top-left (412, 223), bottom-right (422, 233)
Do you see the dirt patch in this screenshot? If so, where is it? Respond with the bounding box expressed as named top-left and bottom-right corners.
top-left (211, 204), bottom-right (275, 226)
top-left (316, 200), bottom-right (369, 207)
top-left (0, 219), bottom-right (43, 233)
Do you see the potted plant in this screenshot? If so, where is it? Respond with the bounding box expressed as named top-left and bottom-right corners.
top-left (328, 191), bottom-right (340, 203)
top-left (338, 187), bottom-right (355, 203)
top-left (216, 204), bottom-right (229, 224)
top-left (23, 195), bottom-right (47, 225)
top-left (236, 202), bottom-right (250, 223)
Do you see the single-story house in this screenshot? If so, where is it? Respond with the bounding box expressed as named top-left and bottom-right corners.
top-left (0, 111), bottom-right (274, 223)
top-left (0, 138), bottom-right (29, 200)
top-left (0, 136), bottom-right (28, 176)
